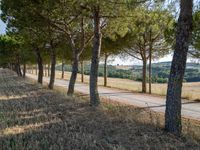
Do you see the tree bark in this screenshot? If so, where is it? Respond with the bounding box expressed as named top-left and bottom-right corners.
top-left (61, 60), bottom-right (65, 79)
top-left (48, 46), bottom-right (56, 89)
top-left (15, 56), bottom-right (22, 76)
top-left (47, 63), bottom-right (50, 77)
top-left (35, 48), bottom-right (43, 84)
top-left (44, 64), bottom-right (47, 77)
top-left (104, 54), bottom-right (108, 87)
top-left (149, 42), bottom-right (152, 94)
top-left (15, 64), bottom-right (19, 75)
top-left (165, 0), bottom-right (193, 136)
top-left (90, 6), bottom-right (102, 106)
top-left (67, 54), bottom-right (79, 96)
top-left (142, 59), bottom-right (147, 93)
top-left (36, 64), bottom-right (38, 75)
top-left (80, 61), bottom-right (84, 83)
top-left (9, 64), bottom-right (12, 70)
top-left (31, 65), bottom-right (33, 74)
top-left (15, 63), bottom-right (22, 77)
top-left (19, 65), bottom-right (22, 76)
top-left (8, 63), bottom-right (12, 70)
top-left (23, 63), bottom-right (26, 78)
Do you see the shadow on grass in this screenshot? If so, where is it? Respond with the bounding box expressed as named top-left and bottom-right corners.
top-left (0, 70), bottom-right (200, 149)
top-left (0, 92), bottom-right (200, 149)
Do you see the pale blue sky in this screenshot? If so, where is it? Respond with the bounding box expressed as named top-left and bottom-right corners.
top-left (0, 19), bottom-right (6, 34)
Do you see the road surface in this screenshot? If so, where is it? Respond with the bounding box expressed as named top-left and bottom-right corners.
top-left (27, 73), bottom-right (200, 121)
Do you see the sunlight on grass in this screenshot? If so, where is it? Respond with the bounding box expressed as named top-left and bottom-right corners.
top-left (18, 109), bottom-right (45, 116)
top-left (0, 95), bottom-right (28, 101)
top-left (1, 120), bottom-right (61, 136)
top-left (53, 71), bottom-right (200, 101)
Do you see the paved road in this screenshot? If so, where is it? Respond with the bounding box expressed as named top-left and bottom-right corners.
top-left (27, 73), bottom-right (200, 121)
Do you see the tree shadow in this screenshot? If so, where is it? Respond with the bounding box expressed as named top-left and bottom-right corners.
top-left (0, 70), bottom-right (199, 149)
top-left (0, 92), bottom-right (199, 150)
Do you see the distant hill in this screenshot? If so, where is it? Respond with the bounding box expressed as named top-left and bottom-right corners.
top-left (152, 62), bottom-right (200, 69)
top-left (116, 62), bottom-right (200, 70)
top-left (115, 65), bottom-right (133, 70)
top-left (56, 62), bottom-right (200, 83)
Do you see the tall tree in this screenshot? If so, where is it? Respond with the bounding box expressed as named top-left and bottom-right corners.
top-left (1, 0), bottom-right (50, 84)
top-left (165, 0), bottom-right (193, 136)
top-left (87, 0), bottom-right (140, 106)
top-left (90, 5), bottom-right (102, 106)
top-left (38, 1), bottom-right (94, 95)
top-left (0, 35), bottom-right (22, 75)
top-left (122, 8), bottom-right (172, 93)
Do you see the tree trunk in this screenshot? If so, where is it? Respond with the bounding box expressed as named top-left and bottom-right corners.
top-left (61, 60), bottom-right (65, 79)
top-left (47, 63), bottom-right (50, 77)
top-left (23, 63), bottom-right (26, 78)
top-left (16, 56), bottom-right (22, 77)
top-left (104, 54), bottom-right (108, 87)
top-left (142, 59), bottom-right (147, 93)
top-left (14, 64), bottom-right (19, 75)
top-left (81, 61), bottom-right (84, 83)
top-left (9, 64), bottom-right (12, 70)
top-left (36, 64), bottom-right (38, 75)
top-left (15, 63), bottom-right (22, 77)
top-left (48, 47), bottom-right (56, 89)
top-left (67, 55), bottom-right (79, 96)
top-left (149, 43), bottom-right (152, 94)
top-left (31, 65), bottom-right (33, 74)
top-left (165, 0), bottom-right (193, 136)
top-left (90, 6), bottom-right (102, 106)
top-left (45, 64), bottom-right (48, 77)
top-left (8, 63), bottom-right (11, 70)
top-left (35, 48), bottom-right (43, 84)
top-left (44, 64), bottom-right (47, 77)
top-left (19, 65), bottom-right (22, 76)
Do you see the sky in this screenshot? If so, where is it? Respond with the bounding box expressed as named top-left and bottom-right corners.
top-left (0, 19), bottom-right (6, 34)
top-left (108, 54), bottom-right (173, 66)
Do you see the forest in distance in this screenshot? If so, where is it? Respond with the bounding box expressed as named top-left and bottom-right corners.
top-left (56, 62), bottom-right (200, 83)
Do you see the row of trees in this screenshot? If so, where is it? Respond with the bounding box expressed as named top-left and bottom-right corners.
top-left (0, 0), bottom-right (172, 98)
top-left (0, 0), bottom-right (199, 136)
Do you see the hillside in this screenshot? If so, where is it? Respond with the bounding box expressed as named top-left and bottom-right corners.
top-left (56, 62), bottom-right (200, 83)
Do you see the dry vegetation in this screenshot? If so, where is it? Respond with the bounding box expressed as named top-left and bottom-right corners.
top-left (51, 71), bottom-right (200, 101)
top-left (2, 69), bottom-right (200, 149)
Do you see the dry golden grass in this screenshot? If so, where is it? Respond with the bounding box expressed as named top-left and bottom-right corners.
top-left (1, 69), bottom-right (199, 149)
top-left (51, 71), bottom-right (200, 101)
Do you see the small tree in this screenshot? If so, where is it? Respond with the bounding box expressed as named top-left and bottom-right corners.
top-left (0, 35), bottom-right (22, 75)
top-left (101, 34), bottom-right (126, 87)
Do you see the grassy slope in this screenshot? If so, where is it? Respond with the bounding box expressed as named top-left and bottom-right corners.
top-left (2, 69), bottom-right (200, 149)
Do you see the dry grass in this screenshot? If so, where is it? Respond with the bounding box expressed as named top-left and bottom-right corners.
top-left (49, 70), bottom-right (200, 101)
top-left (0, 69), bottom-right (199, 149)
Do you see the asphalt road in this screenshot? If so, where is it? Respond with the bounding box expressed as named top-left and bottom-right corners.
top-left (27, 73), bottom-right (200, 121)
